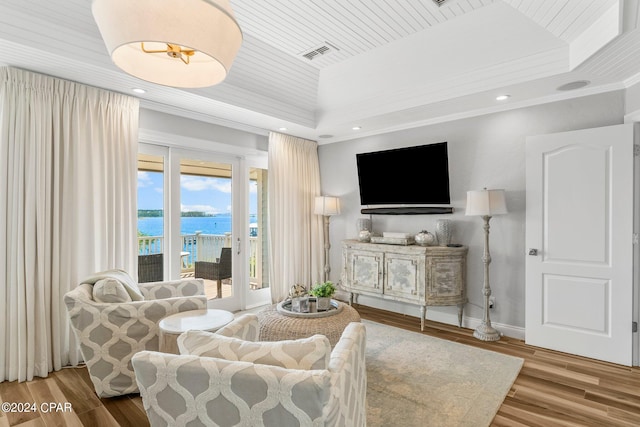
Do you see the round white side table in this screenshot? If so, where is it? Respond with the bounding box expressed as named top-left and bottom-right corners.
top-left (159, 309), bottom-right (234, 354)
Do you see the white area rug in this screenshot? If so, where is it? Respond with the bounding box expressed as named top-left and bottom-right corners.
top-left (364, 320), bottom-right (523, 427)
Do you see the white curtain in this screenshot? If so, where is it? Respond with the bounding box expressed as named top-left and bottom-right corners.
top-left (0, 67), bottom-right (139, 382)
top-left (268, 132), bottom-right (324, 302)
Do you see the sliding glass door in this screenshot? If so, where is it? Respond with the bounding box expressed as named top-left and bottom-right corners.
top-left (179, 158), bottom-right (235, 302)
top-left (138, 143), bottom-right (270, 311)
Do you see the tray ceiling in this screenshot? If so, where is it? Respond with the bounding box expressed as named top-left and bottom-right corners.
top-left (0, 0), bottom-right (638, 144)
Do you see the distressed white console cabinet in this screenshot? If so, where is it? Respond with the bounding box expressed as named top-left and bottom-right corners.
top-left (341, 239), bottom-right (468, 331)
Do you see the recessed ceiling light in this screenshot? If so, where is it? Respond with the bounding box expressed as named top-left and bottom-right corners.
top-left (132, 88), bottom-right (146, 94)
top-left (352, 126), bottom-right (361, 130)
top-left (278, 127), bottom-right (287, 131)
top-left (556, 80), bottom-right (590, 91)
top-left (496, 94), bottom-right (510, 101)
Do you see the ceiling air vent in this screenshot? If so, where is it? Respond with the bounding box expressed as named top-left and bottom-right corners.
top-left (301, 42), bottom-right (338, 61)
top-left (556, 80), bottom-right (590, 91)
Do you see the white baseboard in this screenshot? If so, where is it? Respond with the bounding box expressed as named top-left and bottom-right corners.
top-left (337, 291), bottom-right (525, 340)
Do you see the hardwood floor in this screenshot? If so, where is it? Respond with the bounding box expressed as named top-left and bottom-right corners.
top-left (1, 304), bottom-right (639, 426)
top-left (0, 364), bottom-right (149, 427)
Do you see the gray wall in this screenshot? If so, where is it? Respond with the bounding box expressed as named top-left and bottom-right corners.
top-left (626, 81), bottom-right (640, 118)
top-left (318, 91), bottom-right (625, 332)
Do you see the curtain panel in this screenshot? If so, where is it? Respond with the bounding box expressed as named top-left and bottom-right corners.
top-left (0, 67), bottom-right (139, 382)
top-left (267, 132), bottom-right (323, 302)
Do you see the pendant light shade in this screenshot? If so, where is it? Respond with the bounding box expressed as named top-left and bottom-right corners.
top-left (92, 0), bottom-right (242, 88)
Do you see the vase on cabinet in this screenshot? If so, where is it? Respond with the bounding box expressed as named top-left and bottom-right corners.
top-left (414, 230), bottom-right (435, 246)
top-left (435, 219), bottom-right (452, 246)
top-left (358, 230), bottom-right (372, 242)
top-left (356, 218), bottom-right (372, 232)
top-left (357, 218), bottom-right (372, 242)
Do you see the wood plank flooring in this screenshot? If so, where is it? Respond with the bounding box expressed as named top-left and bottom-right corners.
top-left (1, 304), bottom-right (639, 426)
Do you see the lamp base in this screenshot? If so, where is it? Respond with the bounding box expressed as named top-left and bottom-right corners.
top-left (473, 323), bottom-right (500, 341)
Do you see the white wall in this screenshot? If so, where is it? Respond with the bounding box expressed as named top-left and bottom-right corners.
top-left (318, 91), bottom-right (625, 337)
top-left (139, 108), bottom-right (268, 152)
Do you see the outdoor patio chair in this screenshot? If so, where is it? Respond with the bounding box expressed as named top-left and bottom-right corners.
top-left (194, 247), bottom-right (232, 298)
top-left (138, 253), bottom-right (163, 283)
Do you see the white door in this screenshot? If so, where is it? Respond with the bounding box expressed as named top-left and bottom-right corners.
top-left (171, 151), bottom-right (241, 311)
top-left (525, 123), bottom-right (635, 366)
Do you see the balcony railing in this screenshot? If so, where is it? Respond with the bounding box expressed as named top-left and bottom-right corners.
top-left (138, 232), bottom-right (259, 280)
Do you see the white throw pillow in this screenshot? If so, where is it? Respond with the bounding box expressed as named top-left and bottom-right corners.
top-left (178, 330), bottom-right (331, 370)
top-left (83, 269), bottom-right (144, 301)
top-left (93, 278), bottom-right (133, 303)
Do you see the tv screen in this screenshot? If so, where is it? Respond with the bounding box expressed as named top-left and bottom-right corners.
top-left (356, 142), bottom-right (450, 205)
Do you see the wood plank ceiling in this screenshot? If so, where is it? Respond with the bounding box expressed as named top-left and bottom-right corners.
top-left (0, 0), bottom-right (637, 143)
top-left (232, 0), bottom-right (496, 69)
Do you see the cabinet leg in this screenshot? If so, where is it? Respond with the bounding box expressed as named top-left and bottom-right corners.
top-left (457, 303), bottom-right (464, 328)
top-left (420, 306), bottom-right (426, 331)
top-left (349, 292), bottom-right (353, 306)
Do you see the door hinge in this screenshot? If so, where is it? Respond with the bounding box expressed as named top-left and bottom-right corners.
top-left (633, 321), bottom-right (638, 333)
top-left (634, 233), bottom-right (639, 245)
top-left (635, 144), bottom-right (640, 156)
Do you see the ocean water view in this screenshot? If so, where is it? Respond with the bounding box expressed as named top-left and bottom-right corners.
top-left (138, 214), bottom-right (256, 237)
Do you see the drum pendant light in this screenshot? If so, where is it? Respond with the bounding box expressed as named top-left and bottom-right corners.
top-left (92, 0), bottom-right (242, 88)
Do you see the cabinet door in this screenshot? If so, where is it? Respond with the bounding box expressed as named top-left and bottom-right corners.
top-left (384, 254), bottom-right (424, 302)
top-left (348, 250), bottom-right (383, 294)
top-left (426, 256), bottom-right (466, 304)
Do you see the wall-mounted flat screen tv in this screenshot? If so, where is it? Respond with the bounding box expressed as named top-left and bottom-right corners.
top-left (356, 141), bottom-right (450, 205)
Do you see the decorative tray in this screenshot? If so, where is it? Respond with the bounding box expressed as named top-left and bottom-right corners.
top-left (277, 298), bottom-right (343, 318)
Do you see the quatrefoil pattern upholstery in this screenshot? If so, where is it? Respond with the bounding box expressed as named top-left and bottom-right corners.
top-left (64, 278), bottom-right (207, 397)
top-left (132, 318), bottom-right (367, 427)
top-left (215, 312), bottom-right (260, 341)
top-left (178, 314), bottom-right (332, 370)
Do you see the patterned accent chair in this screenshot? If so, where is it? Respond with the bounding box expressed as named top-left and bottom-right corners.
top-left (64, 278), bottom-right (207, 398)
top-left (132, 314), bottom-right (367, 427)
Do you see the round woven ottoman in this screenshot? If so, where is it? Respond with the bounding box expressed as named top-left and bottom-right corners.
top-left (257, 301), bottom-right (361, 347)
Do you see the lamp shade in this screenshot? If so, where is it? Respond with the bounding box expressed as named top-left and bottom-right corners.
top-left (92, 0), bottom-right (243, 88)
top-left (314, 196), bottom-right (340, 216)
top-left (465, 189), bottom-right (508, 216)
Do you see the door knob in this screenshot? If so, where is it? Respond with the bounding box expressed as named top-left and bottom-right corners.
top-left (528, 249), bottom-right (539, 256)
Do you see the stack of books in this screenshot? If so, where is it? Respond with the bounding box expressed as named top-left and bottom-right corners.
top-left (370, 232), bottom-right (415, 245)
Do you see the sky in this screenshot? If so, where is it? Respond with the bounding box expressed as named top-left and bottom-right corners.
top-left (137, 171), bottom-right (257, 215)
